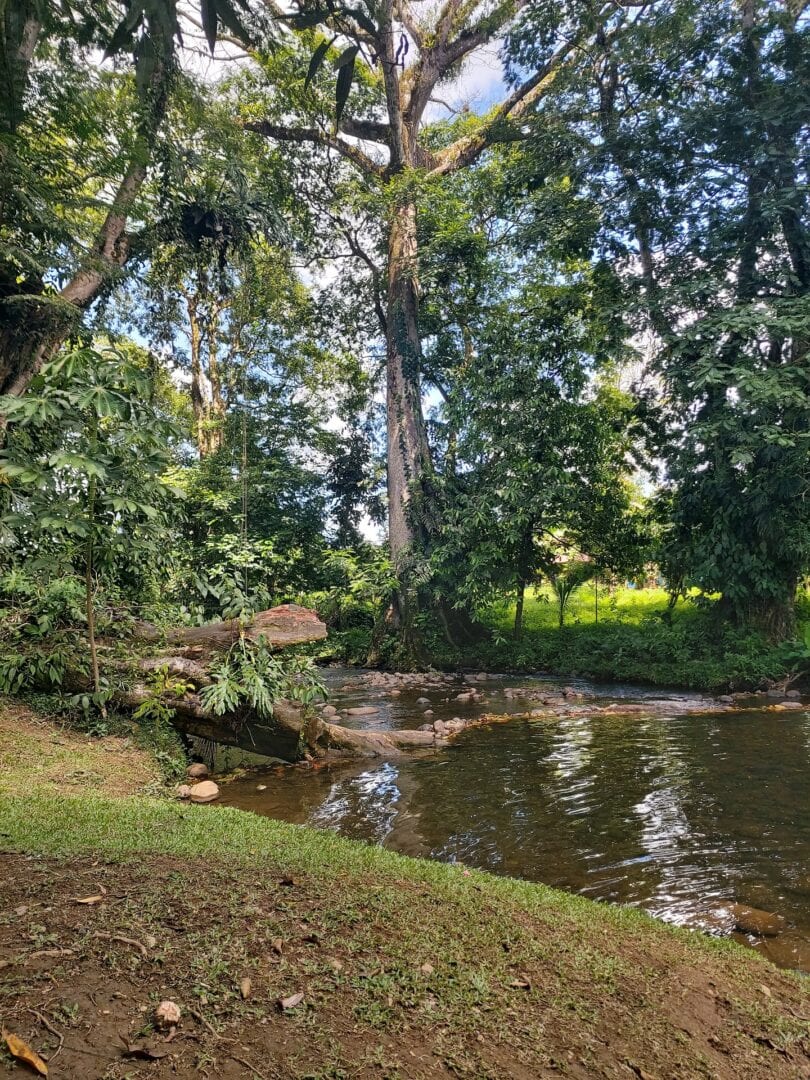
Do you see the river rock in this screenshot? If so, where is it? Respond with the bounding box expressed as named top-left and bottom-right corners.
top-left (416, 696), bottom-right (430, 705)
top-left (755, 933), bottom-right (810, 971)
top-left (423, 709), bottom-right (434, 718)
top-left (766, 688), bottom-right (785, 698)
top-left (419, 723), bottom-right (433, 731)
top-left (186, 762), bottom-right (209, 780)
top-left (322, 704), bottom-right (338, 717)
top-left (455, 692), bottom-right (473, 703)
top-left (717, 695), bottom-right (734, 705)
top-left (727, 902), bottom-right (785, 937)
top-left (774, 701), bottom-right (804, 711)
top-left (786, 689), bottom-right (801, 700)
top-left (433, 719), bottom-right (447, 736)
top-left (389, 689), bottom-right (401, 697)
top-left (345, 706), bottom-right (378, 716)
top-left (177, 784), bottom-right (192, 799)
top-left (189, 780), bottom-right (220, 804)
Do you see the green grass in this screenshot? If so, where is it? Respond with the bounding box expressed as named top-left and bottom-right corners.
top-left (490, 584), bottom-right (681, 634)
top-left (460, 587), bottom-right (810, 692)
top-left (2, 793), bottom-right (810, 1076)
top-left (0, 790), bottom-right (773, 950)
top-left (324, 586), bottom-right (810, 691)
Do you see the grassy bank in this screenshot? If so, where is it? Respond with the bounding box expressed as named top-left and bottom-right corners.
top-left (317, 588), bottom-right (810, 691)
top-left (2, 793), bottom-right (810, 1079)
top-left (1, 704), bottom-right (810, 1078)
top-left (464, 587), bottom-right (810, 691)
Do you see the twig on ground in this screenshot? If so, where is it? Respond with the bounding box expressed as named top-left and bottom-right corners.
top-left (27, 1009), bottom-right (65, 1062)
top-left (230, 1053), bottom-right (268, 1079)
top-left (188, 1007), bottom-right (218, 1036)
top-left (91, 931), bottom-right (148, 957)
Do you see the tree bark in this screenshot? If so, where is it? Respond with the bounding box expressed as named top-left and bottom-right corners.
top-left (514, 581), bottom-right (525, 641)
top-left (385, 200), bottom-right (432, 571)
top-left (132, 604), bottom-right (328, 655)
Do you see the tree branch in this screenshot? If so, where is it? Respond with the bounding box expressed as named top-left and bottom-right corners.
top-left (427, 31), bottom-right (589, 177)
top-left (340, 116), bottom-right (392, 143)
top-left (394, 0), bottom-right (425, 47)
top-left (245, 120), bottom-right (386, 176)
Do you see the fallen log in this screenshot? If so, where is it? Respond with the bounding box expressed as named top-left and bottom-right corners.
top-left (133, 604), bottom-right (328, 655)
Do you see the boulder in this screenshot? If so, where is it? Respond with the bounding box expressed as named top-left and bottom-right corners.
top-left (322, 704), bottom-right (338, 717)
top-left (774, 702), bottom-right (804, 711)
top-left (416, 697), bottom-right (430, 705)
top-left (423, 709), bottom-right (434, 718)
top-left (186, 762), bottom-right (209, 780)
top-left (177, 784), bottom-right (192, 800)
top-left (345, 706), bottom-right (378, 716)
top-left (786, 689), bottom-right (801, 700)
top-left (189, 780), bottom-right (220, 804)
top-left (727, 902), bottom-right (785, 937)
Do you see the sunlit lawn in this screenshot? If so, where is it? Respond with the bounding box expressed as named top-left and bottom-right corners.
top-left (488, 585), bottom-right (687, 635)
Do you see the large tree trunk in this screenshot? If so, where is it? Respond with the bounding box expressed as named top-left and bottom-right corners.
top-left (728, 581), bottom-right (798, 643)
top-left (385, 198), bottom-right (433, 570)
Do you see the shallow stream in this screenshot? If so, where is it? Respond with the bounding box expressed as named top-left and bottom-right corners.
top-left (217, 669), bottom-right (810, 972)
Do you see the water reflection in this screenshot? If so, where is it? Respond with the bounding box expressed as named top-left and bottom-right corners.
top-left (220, 687), bottom-right (810, 972)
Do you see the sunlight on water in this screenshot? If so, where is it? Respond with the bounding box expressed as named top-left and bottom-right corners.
top-left (220, 673), bottom-right (810, 972)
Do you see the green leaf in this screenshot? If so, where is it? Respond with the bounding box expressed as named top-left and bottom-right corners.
top-left (335, 47), bottom-right (358, 126)
top-left (201, 0), bottom-right (218, 53)
top-left (304, 38), bottom-right (333, 90)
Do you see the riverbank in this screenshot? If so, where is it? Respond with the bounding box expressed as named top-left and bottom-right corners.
top-left (322, 588), bottom-right (810, 692)
top-left (1, 703), bottom-right (810, 1078)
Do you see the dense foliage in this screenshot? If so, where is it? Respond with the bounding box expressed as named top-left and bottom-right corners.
top-left (0, 0), bottom-right (808, 705)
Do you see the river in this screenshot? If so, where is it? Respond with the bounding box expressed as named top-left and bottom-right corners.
top-left (216, 669), bottom-right (810, 973)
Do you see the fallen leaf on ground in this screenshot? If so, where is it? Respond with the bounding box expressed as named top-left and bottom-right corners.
top-left (420, 962), bottom-right (434, 975)
top-left (277, 992), bottom-right (304, 1011)
top-left (73, 895), bottom-right (104, 905)
top-left (279, 876), bottom-right (296, 887)
top-left (240, 977), bottom-right (252, 999)
top-left (509, 976), bottom-right (532, 990)
top-left (3, 1030), bottom-right (48, 1076)
top-left (270, 938), bottom-right (283, 955)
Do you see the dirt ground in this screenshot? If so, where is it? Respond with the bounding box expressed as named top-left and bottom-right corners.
top-left (1, 851), bottom-right (809, 1080)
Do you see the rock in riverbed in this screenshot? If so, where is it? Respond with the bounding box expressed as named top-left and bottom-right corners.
top-left (189, 780), bottom-right (220, 804)
top-left (728, 903), bottom-right (786, 937)
top-left (186, 762), bottom-right (209, 780)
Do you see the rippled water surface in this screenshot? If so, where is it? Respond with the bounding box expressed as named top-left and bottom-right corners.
top-left (218, 671), bottom-right (810, 971)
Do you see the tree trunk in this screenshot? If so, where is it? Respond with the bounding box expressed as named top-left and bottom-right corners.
top-left (0, 21), bottom-right (171, 404)
top-left (132, 604), bottom-right (328, 656)
top-left (733, 582), bottom-right (797, 643)
top-left (514, 581), bottom-right (525, 641)
top-left (385, 198), bottom-right (432, 571)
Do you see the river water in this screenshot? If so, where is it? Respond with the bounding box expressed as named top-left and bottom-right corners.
top-left (217, 669), bottom-right (810, 972)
